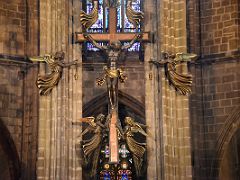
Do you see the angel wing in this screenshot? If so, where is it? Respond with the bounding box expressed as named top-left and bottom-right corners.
top-left (131, 126), bottom-right (148, 137)
top-left (79, 117), bottom-right (96, 136)
top-left (80, 115), bottom-right (105, 175)
top-left (80, 0), bottom-right (98, 30)
top-left (30, 54), bottom-right (61, 95)
top-left (29, 54), bottom-right (54, 64)
top-left (165, 62), bottom-right (192, 95)
top-left (29, 56), bottom-right (45, 62)
top-left (124, 117), bottom-right (147, 136)
top-left (164, 53), bottom-right (197, 95)
top-left (126, 0), bottom-right (144, 29)
top-left (124, 117), bottom-right (147, 176)
top-left (174, 53), bottom-right (197, 62)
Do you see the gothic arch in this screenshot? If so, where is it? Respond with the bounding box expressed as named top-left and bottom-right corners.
top-left (0, 118), bottom-right (21, 180)
top-left (83, 90), bottom-right (145, 120)
top-left (210, 106), bottom-right (240, 178)
top-left (82, 91), bottom-right (146, 179)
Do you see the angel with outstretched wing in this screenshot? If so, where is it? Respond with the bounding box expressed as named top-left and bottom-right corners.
top-left (126, 0), bottom-right (144, 29)
top-left (30, 51), bottom-right (78, 95)
top-left (119, 116), bottom-right (147, 177)
top-left (78, 113), bottom-right (109, 177)
top-left (164, 52), bottom-right (197, 95)
top-left (80, 0), bottom-right (98, 29)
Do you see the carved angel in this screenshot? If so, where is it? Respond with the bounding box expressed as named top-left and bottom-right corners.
top-left (30, 51), bottom-right (78, 95)
top-left (79, 114), bottom-right (109, 177)
top-left (119, 117), bottom-right (147, 177)
top-left (126, 0), bottom-right (144, 29)
top-left (80, 0), bottom-right (98, 29)
top-left (164, 52), bottom-right (197, 95)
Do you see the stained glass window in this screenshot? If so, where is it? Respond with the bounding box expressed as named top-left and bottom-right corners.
top-left (85, 0), bottom-right (142, 52)
top-left (99, 144), bottom-right (133, 179)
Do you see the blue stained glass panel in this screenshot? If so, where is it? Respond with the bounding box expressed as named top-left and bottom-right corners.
top-left (103, 172), bottom-right (111, 180)
top-left (121, 173), bottom-right (129, 180)
top-left (117, 6), bottom-right (122, 32)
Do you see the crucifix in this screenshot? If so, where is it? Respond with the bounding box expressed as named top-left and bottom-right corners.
top-left (76, 0), bottom-right (150, 164)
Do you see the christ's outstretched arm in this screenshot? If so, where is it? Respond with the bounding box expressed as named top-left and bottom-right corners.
top-left (83, 33), bottom-right (108, 50)
top-left (121, 33), bottom-right (143, 50)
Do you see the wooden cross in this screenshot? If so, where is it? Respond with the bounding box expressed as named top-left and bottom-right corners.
top-left (75, 0), bottom-right (150, 164)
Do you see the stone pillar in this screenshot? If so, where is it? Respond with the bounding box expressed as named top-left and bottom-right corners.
top-left (145, 0), bottom-right (192, 179)
top-left (144, 0), bottom-right (162, 179)
top-left (159, 0), bottom-right (192, 179)
top-left (36, 0), bottom-right (82, 179)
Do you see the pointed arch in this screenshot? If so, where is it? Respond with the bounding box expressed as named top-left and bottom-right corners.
top-left (0, 118), bottom-right (21, 180)
top-left (82, 91), bottom-right (146, 180)
top-left (83, 90), bottom-right (145, 120)
top-left (210, 106), bottom-right (240, 178)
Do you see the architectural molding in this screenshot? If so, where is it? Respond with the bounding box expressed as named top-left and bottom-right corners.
top-left (194, 51), bottom-right (240, 65)
top-left (0, 54), bottom-right (31, 65)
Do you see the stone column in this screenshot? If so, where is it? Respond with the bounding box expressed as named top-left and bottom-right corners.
top-left (145, 0), bottom-right (192, 179)
top-left (144, 0), bottom-right (162, 179)
top-left (159, 0), bottom-right (192, 179)
top-left (37, 0), bottom-right (82, 179)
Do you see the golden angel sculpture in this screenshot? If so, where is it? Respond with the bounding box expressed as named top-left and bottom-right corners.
top-left (151, 52), bottom-right (197, 95)
top-left (118, 116), bottom-right (147, 177)
top-left (126, 0), bottom-right (144, 29)
top-left (80, 0), bottom-right (98, 29)
top-left (78, 114), bottom-right (109, 177)
top-left (165, 52), bottom-right (197, 95)
top-left (30, 51), bottom-right (78, 95)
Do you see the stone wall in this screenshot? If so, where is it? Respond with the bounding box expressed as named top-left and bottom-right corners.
top-left (187, 0), bottom-right (239, 56)
top-left (187, 0), bottom-right (240, 179)
top-left (0, 62), bottom-right (39, 180)
top-left (0, 65), bottom-right (23, 155)
top-left (200, 0), bottom-right (239, 55)
top-left (190, 59), bottom-right (240, 179)
top-left (0, 143), bottom-right (11, 180)
top-left (0, 0), bottom-right (39, 56)
top-left (0, 0), bottom-right (39, 179)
